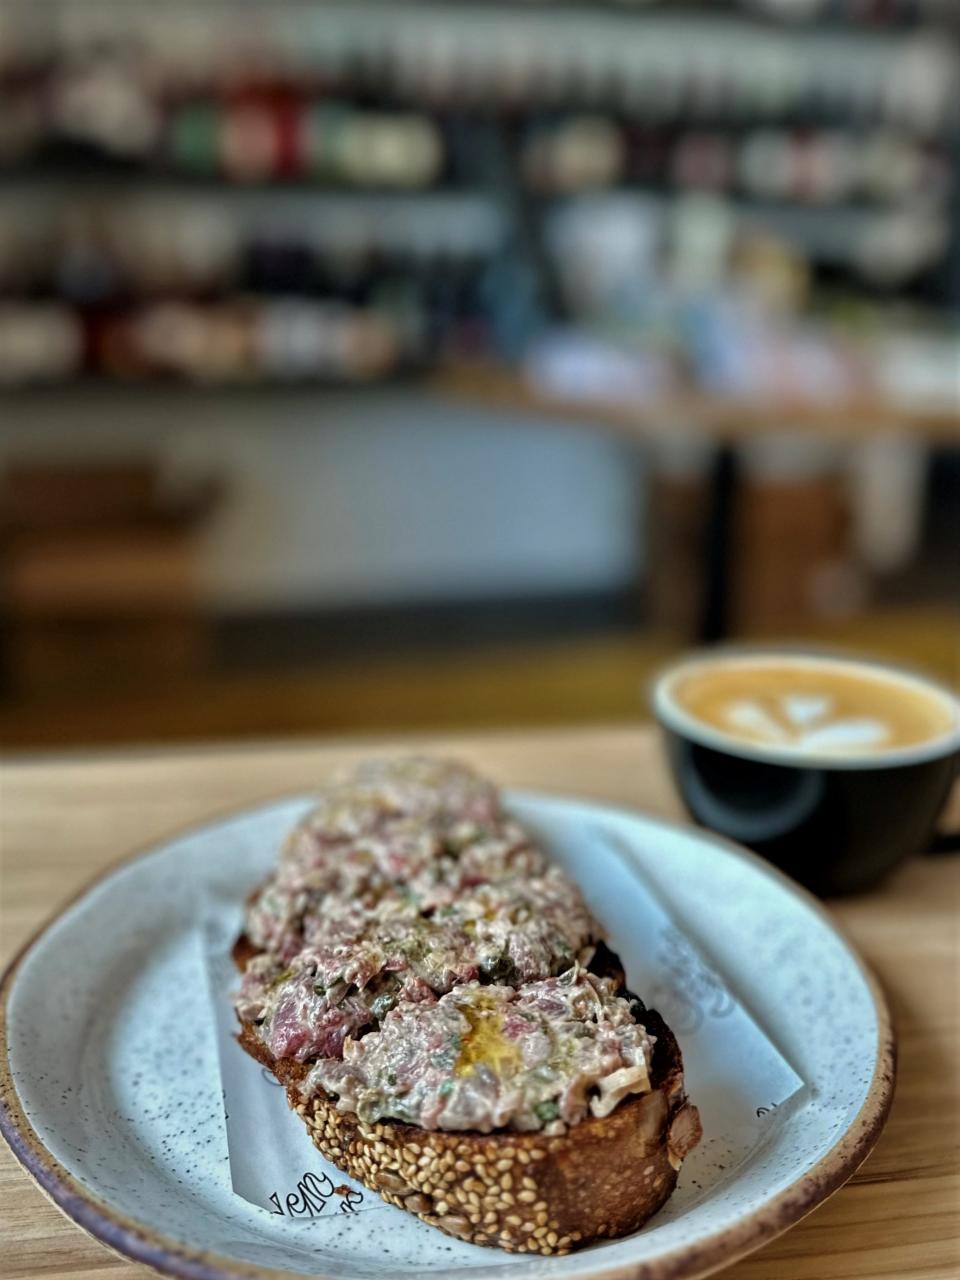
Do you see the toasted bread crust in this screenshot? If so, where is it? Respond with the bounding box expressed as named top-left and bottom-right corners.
top-left (232, 932), bottom-right (260, 971)
top-left (234, 934), bottom-right (700, 1254)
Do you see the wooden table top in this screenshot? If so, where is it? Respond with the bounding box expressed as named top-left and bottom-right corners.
top-left (434, 364), bottom-right (960, 443)
top-left (2, 725), bottom-right (958, 1280)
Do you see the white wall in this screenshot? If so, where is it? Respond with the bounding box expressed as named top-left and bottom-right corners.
top-left (0, 389), bottom-right (644, 609)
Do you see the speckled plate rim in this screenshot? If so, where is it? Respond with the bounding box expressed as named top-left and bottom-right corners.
top-left (0, 792), bottom-right (896, 1280)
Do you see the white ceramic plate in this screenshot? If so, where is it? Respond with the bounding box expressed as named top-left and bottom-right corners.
top-left (0, 792), bottom-right (894, 1280)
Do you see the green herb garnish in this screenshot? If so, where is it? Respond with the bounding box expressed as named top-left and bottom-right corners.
top-left (535, 1100), bottom-right (559, 1125)
top-left (371, 992), bottom-right (397, 1019)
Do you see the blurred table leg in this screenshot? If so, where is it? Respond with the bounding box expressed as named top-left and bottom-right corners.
top-left (699, 443), bottom-right (739, 644)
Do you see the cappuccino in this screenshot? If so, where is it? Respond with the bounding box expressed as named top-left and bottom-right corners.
top-left (660, 653), bottom-right (959, 762)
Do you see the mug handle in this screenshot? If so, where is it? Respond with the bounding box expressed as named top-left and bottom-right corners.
top-left (926, 756), bottom-right (960, 855)
top-left (927, 828), bottom-right (960, 854)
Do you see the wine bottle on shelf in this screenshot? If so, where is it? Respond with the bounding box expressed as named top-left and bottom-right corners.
top-left (0, 82), bottom-right (42, 164)
top-left (671, 132), bottom-right (734, 195)
top-left (220, 93), bottom-right (280, 183)
top-left (168, 99), bottom-right (220, 174)
top-left (0, 303), bottom-right (83, 385)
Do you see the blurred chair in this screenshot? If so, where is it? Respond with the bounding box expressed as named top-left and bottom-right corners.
top-left (0, 461), bottom-right (220, 695)
top-left (647, 443), bottom-right (856, 639)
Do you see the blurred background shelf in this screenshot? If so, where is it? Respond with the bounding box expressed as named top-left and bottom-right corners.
top-left (0, 0), bottom-right (957, 752)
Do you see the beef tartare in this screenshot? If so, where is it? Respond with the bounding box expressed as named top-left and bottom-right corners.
top-left (232, 757), bottom-right (700, 1255)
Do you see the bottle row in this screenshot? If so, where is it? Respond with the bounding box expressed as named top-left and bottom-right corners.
top-left (0, 197), bottom-right (505, 301)
top-left (1, 10), bottom-right (954, 137)
top-left (0, 91), bottom-right (449, 189)
top-left (0, 300), bottom-right (428, 387)
top-left (0, 188), bottom-right (947, 327)
top-left (1, 72), bottom-right (951, 211)
top-left (522, 120), bottom-right (950, 204)
top-left (5, 287), bottom-right (950, 418)
top-left (477, 0), bottom-right (951, 19)
top-left (736, 0), bottom-right (948, 20)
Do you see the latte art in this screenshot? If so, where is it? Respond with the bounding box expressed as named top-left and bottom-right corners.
top-left (663, 655), bottom-right (959, 761)
top-left (723, 696), bottom-right (891, 752)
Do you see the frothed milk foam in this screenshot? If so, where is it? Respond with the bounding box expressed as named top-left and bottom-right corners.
top-left (669, 658), bottom-right (957, 758)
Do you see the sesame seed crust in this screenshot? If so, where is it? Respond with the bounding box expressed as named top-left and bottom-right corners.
top-left (235, 1002), bottom-right (700, 1255)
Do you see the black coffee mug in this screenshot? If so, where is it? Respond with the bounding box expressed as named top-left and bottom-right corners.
top-left (652, 649), bottom-right (960, 896)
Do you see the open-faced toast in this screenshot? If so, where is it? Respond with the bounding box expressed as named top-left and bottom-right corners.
top-left (235, 1000), bottom-right (699, 1254)
top-left (231, 758), bottom-right (700, 1255)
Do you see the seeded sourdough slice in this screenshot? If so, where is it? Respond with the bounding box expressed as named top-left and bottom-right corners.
top-left (233, 937), bottom-right (700, 1255)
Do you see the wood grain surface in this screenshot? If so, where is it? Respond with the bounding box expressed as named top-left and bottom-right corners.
top-left (1, 726), bottom-right (957, 1280)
